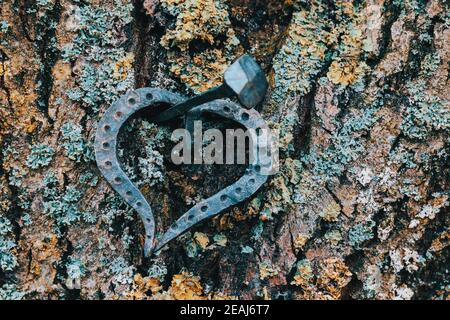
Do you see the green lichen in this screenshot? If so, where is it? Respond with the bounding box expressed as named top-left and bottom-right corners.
top-left (0, 283), bottom-right (25, 300)
top-left (108, 257), bottom-right (135, 285)
top-left (42, 172), bottom-right (88, 232)
top-left (61, 1), bottom-right (134, 112)
top-left (348, 219), bottom-right (376, 248)
top-left (250, 221), bottom-right (264, 241)
top-left (270, 0), bottom-right (368, 111)
top-left (79, 171), bottom-right (98, 187)
top-left (302, 104), bottom-right (381, 181)
top-left (241, 246), bottom-right (254, 254)
top-left (7, 168), bottom-right (25, 187)
top-left (25, 144), bottom-right (55, 169)
top-left (271, 3), bottom-right (332, 103)
top-left (60, 122), bottom-right (93, 162)
top-left (21, 213), bottom-right (32, 227)
top-left (184, 239), bottom-right (199, 258)
top-left (121, 227), bottom-right (134, 250)
top-left (259, 158), bottom-right (302, 218)
top-left (291, 259), bottom-right (314, 286)
top-left (136, 122), bottom-right (168, 187)
top-left (65, 256), bottom-right (86, 280)
top-left (0, 217), bottom-right (17, 271)
top-left (401, 80), bottom-right (449, 140)
top-left (324, 230), bottom-right (342, 245)
top-left (147, 260), bottom-right (168, 281)
top-left (420, 52), bottom-right (441, 77)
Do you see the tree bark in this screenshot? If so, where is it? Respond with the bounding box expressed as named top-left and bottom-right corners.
top-left (0, 0), bottom-right (448, 300)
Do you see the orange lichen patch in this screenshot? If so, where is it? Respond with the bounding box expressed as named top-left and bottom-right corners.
top-left (160, 0), bottom-right (235, 51)
top-left (327, 58), bottom-right (365, 86)
top-left (0, 57), bottom-right (42, 135)
top-left (215, 211), bottom-right (235, 230)
top-left (0, 0), bottom-right (43, 143)
top-left (292, 257), bottom-right (352, 300)
top-left (247, 199), bottom-right (262, 217)
top-left (214, 206), bottom-right (251, 230)
top-left (123, 274), bottom-right (163, 300)
top-left (316, 258), bottom-right (352, 298)
top-left (193, 232), bottom-right (210, 249)
top-left (320, 199), bottom-right (341, 222)
top-left (326, 2), bottom-right (367, 86)
top-left (262, 286), bottom-right (271, 300)
top-left (291, 260), bottom-right (314, 287)
top-left (262, 175), bottom-right (291, 214)
top-left (167, 171), bottom-right (197, 203)
top-left (160, 0), bottom-right (240, 93)
top-left (152, 272), bottom-right (235, 300)
top-left (207, 292), bottom-right (238, 300)
top-left (173, 49), bottom-right (228, 92)
top-left (408, 194), bottom-right (449, 229)
top-left (259, 261), bottom-right (280, 280)
top-left (165, 272), bottom-right (206, 300)
top-left (293, 233), bottom-right (309, 251)
top-left (18, 235), bottom-right (62, 294)
top-left (337, 1), bottom-right (355, 17)
top-left (429, 228), bottom-right (450, 254)
top-left (286, 11), bottom-right (329, 61)
top-left (113, 53), bottom-right (134, 81)
top-left (27, 236), bottom-right (61, 277)
top-left (171, 272), bottom-right (204, 299)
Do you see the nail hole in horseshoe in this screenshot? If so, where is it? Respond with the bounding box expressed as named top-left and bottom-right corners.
top-left (128, 97), bottom-right (136, 105)
top-left (146, 93), bottom-right (153, 100)
top-left (115, 111), bottom-right (123, 119)
top-left (201, 205), bottom-right (208, 212)
top-left (241, 112), bottom-right (250, 121)
top-left (136, 201), bottom-right (142, 207)
top-left (104, 160), bottom-right (112, 168)
top-left (235, 187), bottom-right (242, 194)
top-left (223, 106), bottom-right (231, 113)
top-left (125, 190), bottom-right (132, 197)
top-left (220, 195), bottom-right (227, 201)
top-left (114, 176), bottom-right (122, 184)
top-left (188, 214), bottom-right (195, 221)
top-left (104, 125), bottom-right (111, 132)
top-left (102, 142), bottom-right (110, 149)
top-left (254, 165), bottom-right (261, 172)
top-left (249, 178), bottom-right (255, 185)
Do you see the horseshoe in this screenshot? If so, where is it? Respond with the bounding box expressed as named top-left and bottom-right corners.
top-left (94, 88), bottom-right (185, 256)
top-left (153, 99), bottom-right (273, 251)
top-left (94, 55), bottom-right (271, 255)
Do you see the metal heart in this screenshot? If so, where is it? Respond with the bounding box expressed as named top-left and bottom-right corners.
top-left (94, 88), bottom-right (272, 256)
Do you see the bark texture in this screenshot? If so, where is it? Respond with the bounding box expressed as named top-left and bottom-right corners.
top-left (0, 0), bottom-right (449, 300)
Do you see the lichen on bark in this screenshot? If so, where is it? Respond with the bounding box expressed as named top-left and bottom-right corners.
top-left (0, 0), bottom-right (448, 300)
